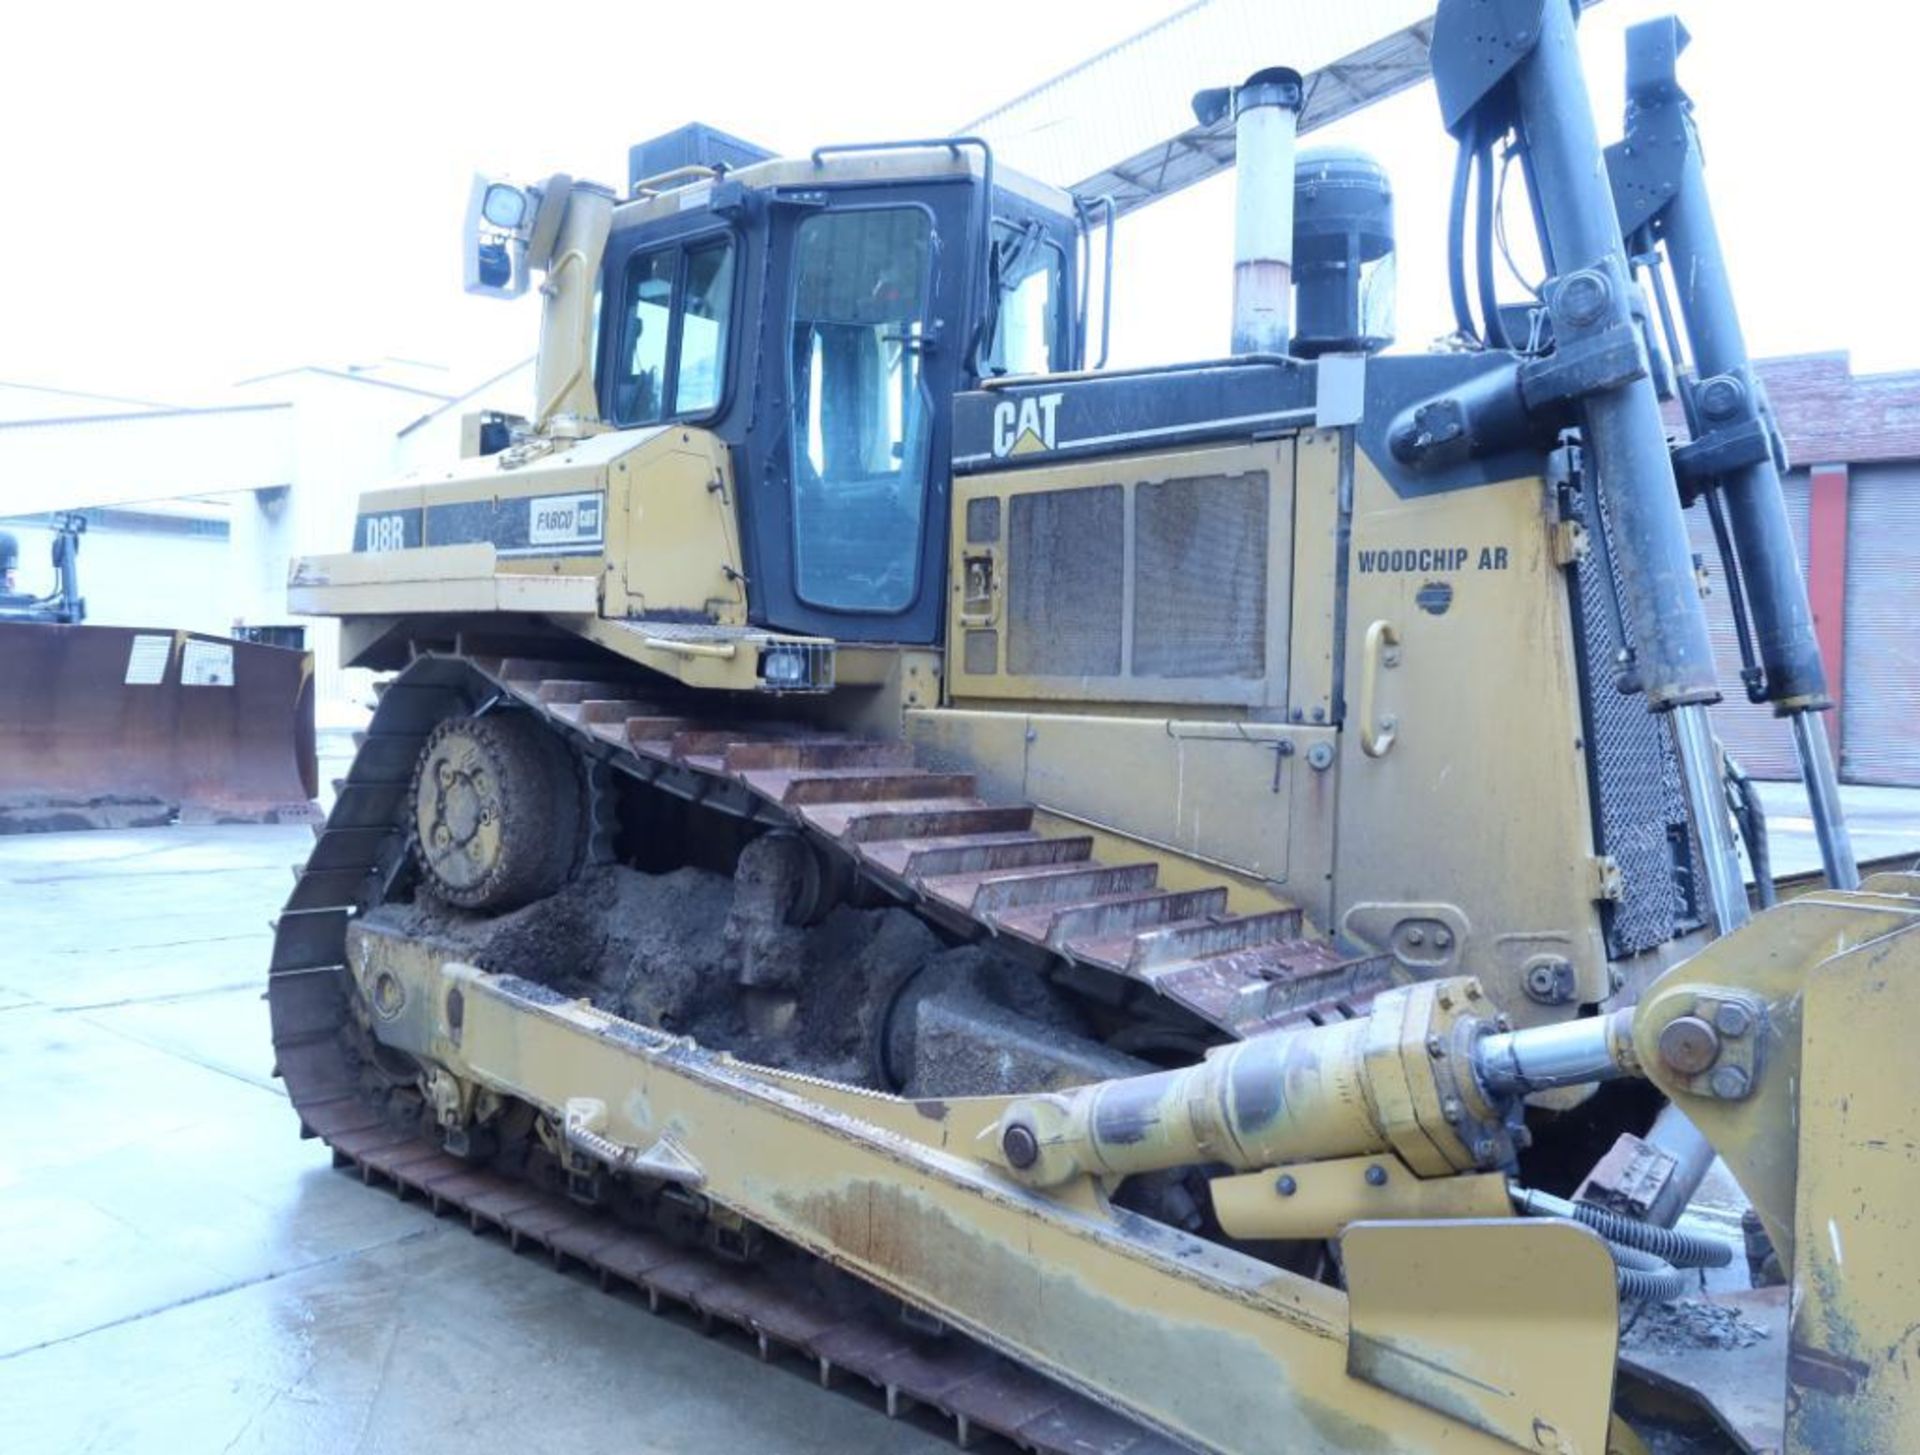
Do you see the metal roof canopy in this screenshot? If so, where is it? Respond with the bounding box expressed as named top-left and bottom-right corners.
top-left (961, 0), bottom-right (1442, 216)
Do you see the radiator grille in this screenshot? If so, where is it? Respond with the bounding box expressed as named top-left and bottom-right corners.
top-left (1572, 483), bottom-right (1705, 958)
top-left (1133, 472), bottom-right (1267, 679)
top-left (1006, 486), bottom-right (1124, 677)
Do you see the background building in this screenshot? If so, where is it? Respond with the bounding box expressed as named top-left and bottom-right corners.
top-left (1682, 353), bottom-right (1920, 785)
top-left (0, 363), bottom-right (501, 715)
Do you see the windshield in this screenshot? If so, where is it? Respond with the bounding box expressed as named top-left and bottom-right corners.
top-left (788, 206), bottom-right (934, 613)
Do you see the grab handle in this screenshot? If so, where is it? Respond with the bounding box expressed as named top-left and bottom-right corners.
top-left (1360, 620), bottom-right (1400, 759)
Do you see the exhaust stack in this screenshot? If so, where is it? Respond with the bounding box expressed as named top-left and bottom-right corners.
top-left (1195, 67), bottom-right (1305, 356)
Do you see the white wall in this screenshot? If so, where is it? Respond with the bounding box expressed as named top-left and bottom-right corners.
top-left (228, 371), bottom-right (454, 714)
top-left (4, 514), bottom-right (232, 638)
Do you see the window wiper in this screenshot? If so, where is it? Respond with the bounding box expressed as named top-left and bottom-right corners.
top-left (976, 220), bottom-right (1046, 376)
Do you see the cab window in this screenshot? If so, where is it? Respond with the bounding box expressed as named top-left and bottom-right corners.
top-left (609, 235), bottom-right (735, 426)
top-left (788, 206), bottom-right (933, 613)
top-left (982, 222), bottom-right (1066, 377)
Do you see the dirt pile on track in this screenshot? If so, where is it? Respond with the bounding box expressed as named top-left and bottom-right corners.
top-left (368, 863), bottom-right (945, 1083)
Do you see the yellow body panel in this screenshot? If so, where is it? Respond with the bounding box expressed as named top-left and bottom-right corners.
top-left (289, 542), bottom-right (600, 617)
top-left (1333, 454), bottom-right (1611, 1025)
top-left (937, 425), bottom-right (1613, 1031)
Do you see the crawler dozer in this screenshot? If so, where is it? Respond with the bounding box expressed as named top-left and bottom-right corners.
top-left (0, 514), bottom-right (317, 832)
top-left (271, 5), bottom-right (1918, 1450)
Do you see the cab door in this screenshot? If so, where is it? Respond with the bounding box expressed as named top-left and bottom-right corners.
top-left (739, 180), bottom-right (979, 644)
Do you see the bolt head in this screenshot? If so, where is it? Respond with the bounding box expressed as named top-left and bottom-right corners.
top-left (1713, 1001), bottom-right (1752, 1038)
top-left (1698, 374), bottom-right (1747, 422)
top-left (1406, 927), bottom-right (1427, 947)
top-left (1658, 1014), bottom-right (1722, 1076)
top-left (1001, 1123), bottom-right (1040, 1170)
top-left (1433, 928), bottom-right (1454, 950)
top-left (1426, 1033), bottom-right (1445, 1057)
top-left (1442, 1097), bottom-right (1463, 1122)
top-left (1364, 1164), bottom-right (1388, 1187)
top-left (1556, 269), bottom-right (1612, 329)
top-left (1710, 1064), bottom-right (1752, 1100)
top-left (1472, 1138), bottom-right (1497, 1162)
top-left (1275, 1173), bottom-right (1298, 1196)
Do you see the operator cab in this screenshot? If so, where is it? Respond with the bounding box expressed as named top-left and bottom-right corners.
top-left (593, 125), bottom-right (1087, 644)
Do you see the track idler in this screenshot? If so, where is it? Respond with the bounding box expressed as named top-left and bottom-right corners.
top-left (410, 712), bottom-right (583, 910)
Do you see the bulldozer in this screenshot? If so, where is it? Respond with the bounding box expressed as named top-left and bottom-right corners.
top-left (0, 512), bottom-right (318, 832)
top-left (270, 4), bottom-right (1919, 1450)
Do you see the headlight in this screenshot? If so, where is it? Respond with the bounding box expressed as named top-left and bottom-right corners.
top-left (757, 643), bottom-right (833, 692)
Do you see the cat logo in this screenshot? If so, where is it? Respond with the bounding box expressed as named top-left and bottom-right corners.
top-left (990, 391), bottom-right (1064, 458)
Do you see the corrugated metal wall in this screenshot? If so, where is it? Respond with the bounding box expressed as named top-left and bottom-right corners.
top-left (1841, 462), bottom-right (1920, 785)
top-left (1685, 471), bottom-right (1811, 779)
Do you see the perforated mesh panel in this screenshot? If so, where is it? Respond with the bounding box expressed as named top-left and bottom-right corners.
top-left (966, 497), bottom-right (1001, 544)
top-left (963, 629), bottom-right (999, 676)
top-left (1132, 472), bottom-right (1267, 678)
top-left (1006, 486), bottom-right (1124, 677)
top-left (1573, 483), bottom-right (1704, 959)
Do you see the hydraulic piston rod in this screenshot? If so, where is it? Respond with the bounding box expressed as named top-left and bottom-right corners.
top-left (992, 980), bottom-right (1637, 1192)
top-left (1611, 16), bottom-right (1858, 890)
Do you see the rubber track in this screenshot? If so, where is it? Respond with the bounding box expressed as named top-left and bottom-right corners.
top-left (268, 651), bottom-right (1380, 1452)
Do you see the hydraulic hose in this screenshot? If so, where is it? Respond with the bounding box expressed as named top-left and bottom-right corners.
top-left (1474, 133), bottom-right (1512, 351)
top-left (1726, 753), bottom-right (1777, 909)
top-left (1562, 1199), bottom-right (1734, 1270)
top-left (1512, 1185), bottom-right (1733, 1302)
top-left (1610, 1243), bottom-right (1693, 1303)
top-left (1446, 124), bottom-right (1479, 343)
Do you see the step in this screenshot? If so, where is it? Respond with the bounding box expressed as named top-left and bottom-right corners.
top-left (620, 716), bottom-right (701, 753)
top-left (771, 770), bottom-right (976, 808)
top-left (925, 862), bottom-right (1159, 916)
top-left (998, 888), bottom-right (1229, 948)
top-left (1157, 944), bottom-right (1391, 1033)
top-left (532, 679), bottom-right (640, 706)
top-left (831, 803), bottom-right (1037, 844)
top-left (723, 739), bottom-right (911, 773)
top-left (998, 890), bottom-right (1190, 944)
top-left (670, 727), bottom-right (793, 760)
top-left (1123, 908), bottom-right (1305, 972)
top-left (567, 698), bottom-right (659, 726)
top-left (497, 656), bottom-right (594, 687)
top-left (866, 833), bottom-right (1094, 880)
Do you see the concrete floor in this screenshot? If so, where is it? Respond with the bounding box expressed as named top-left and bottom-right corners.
top-left (5, 782), bottom-right (1916, 1453)
top-left (1752, 779), bottom-right (1920, 879)
top-left (0, 825), bottom-right (948, 1455)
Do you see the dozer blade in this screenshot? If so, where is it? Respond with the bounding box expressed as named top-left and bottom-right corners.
top-left (0, 622), bottom-right (319, 832)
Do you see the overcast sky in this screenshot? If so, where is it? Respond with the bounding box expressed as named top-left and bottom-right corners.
top-left (3, 0), bottom-right (1913, 407)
